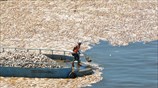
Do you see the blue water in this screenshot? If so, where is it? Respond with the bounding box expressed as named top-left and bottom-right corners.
top-left (85, 40), bottom-right (158, 88)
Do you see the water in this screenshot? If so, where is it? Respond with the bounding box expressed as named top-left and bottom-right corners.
top-left (85, 40), bottom-right (158, 88)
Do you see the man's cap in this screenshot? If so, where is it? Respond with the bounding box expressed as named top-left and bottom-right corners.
top-left (78, 41), bottom-right (82, 45)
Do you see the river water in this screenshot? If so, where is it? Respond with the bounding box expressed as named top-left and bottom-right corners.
top-left (85, 40), bottom-right (157, 88)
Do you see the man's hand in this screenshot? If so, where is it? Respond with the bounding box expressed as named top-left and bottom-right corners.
top-left (85, 57), bottom-right (92, 62)
top-left (88, 59), bottom-right (92, 62)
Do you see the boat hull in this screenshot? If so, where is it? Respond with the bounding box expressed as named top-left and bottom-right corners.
top-left (0, 65), bottom-right (93, 78)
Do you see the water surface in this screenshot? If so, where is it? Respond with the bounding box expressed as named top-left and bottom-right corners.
top-left (85, 40), bottom-right (157, 88)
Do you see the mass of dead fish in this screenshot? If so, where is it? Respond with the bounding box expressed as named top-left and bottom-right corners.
top-left (0, 51), bottom-right (62, 68)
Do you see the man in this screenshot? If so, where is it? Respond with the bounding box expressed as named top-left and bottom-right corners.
top-left (72, 42), bottom-right (82, 67)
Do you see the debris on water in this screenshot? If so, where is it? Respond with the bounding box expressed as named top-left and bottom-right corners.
top-left (109, 54), bottom-right (112, 56)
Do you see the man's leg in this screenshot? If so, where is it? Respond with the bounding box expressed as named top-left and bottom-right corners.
top-left (72, 54), bottom-right (75, 67)
top-left (72, 53), bottom-right (77, 67)
top-left (76, 54), bottom-right (81, 66)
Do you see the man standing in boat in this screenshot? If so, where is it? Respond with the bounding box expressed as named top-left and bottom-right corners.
top-left (72, 42), bottom-right (82, 67)
top-left (69, 42), bottom-right (92, 78)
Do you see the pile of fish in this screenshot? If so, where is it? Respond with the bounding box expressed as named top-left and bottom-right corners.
top-left (0, 51), bottom-right (62, 68)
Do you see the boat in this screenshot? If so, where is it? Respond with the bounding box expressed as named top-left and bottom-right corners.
top-left (0, 47), bottom-right (93, 78)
